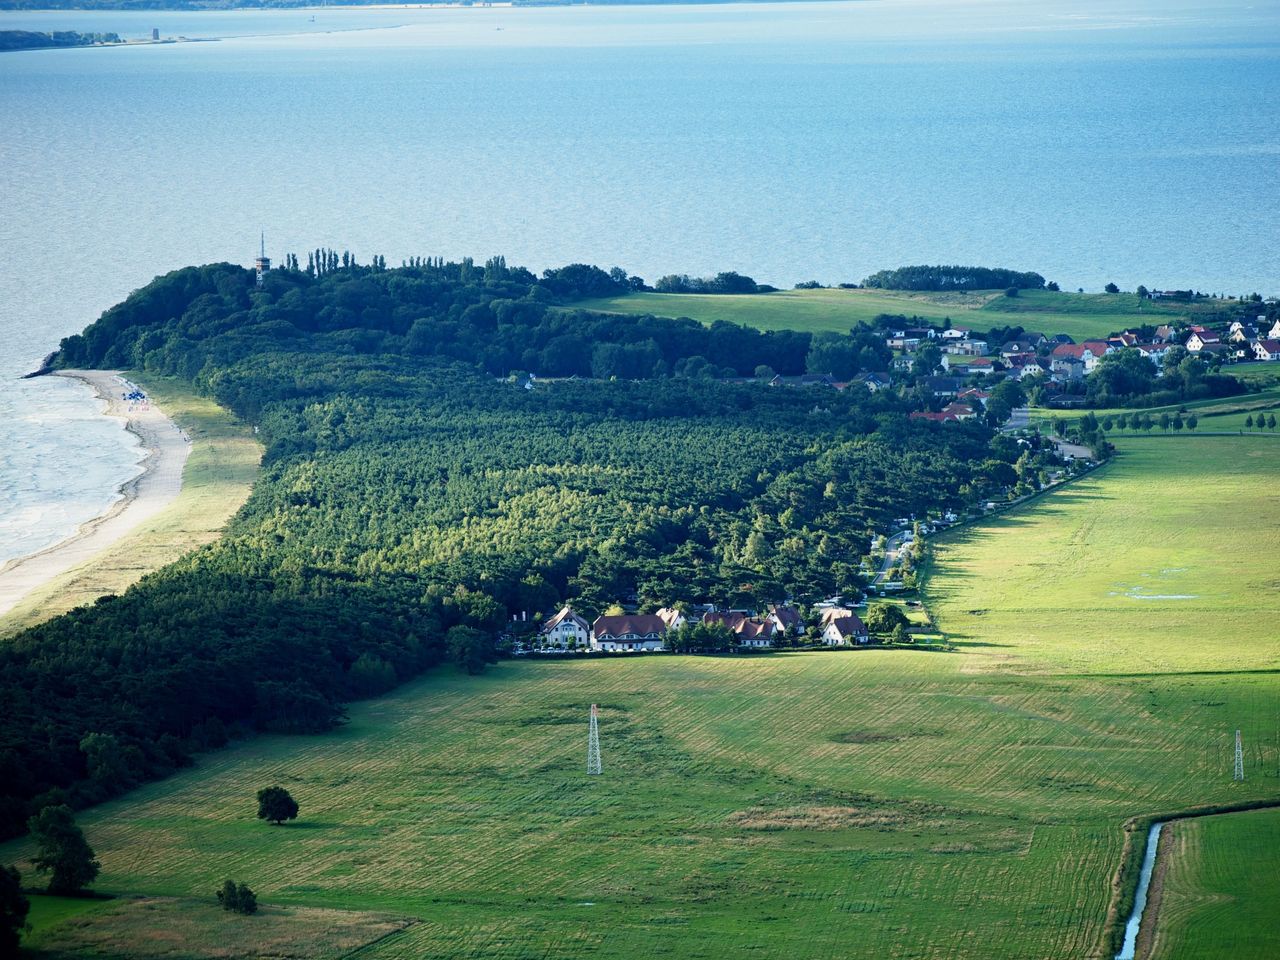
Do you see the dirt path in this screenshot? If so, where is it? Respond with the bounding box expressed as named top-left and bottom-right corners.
top-left (0, 370), bottom-right (191, 618)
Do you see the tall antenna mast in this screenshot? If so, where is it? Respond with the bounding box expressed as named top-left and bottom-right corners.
top-left (1234, 729), bottom-right (1244, 781)
top-left (260, 231), bottom-right (265, 259)
top-left (586, 704), bottom-right (602, 776)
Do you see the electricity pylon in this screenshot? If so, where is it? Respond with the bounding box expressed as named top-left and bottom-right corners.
top-left (587, 703), bottom-right (602, 776)
top-left (1234, 729), bottom-right (1244, 781)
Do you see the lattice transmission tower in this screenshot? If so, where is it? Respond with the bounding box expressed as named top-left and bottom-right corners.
top-left (1234, 729), bottom-right (1244, 782)
top-left (587, 703), bottom-right (602, 776)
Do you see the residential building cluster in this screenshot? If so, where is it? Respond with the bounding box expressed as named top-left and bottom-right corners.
top-left (530, 601), bottom-right (872, 654)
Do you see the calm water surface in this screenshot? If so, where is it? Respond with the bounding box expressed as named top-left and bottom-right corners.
top-left (1, 0), bottom-right (1278, 564)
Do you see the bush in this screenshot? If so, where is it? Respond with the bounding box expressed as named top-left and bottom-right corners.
top-left (0, 865), bottom-right (29, 955)
top-left (217, 879), bottom-right (258, 915)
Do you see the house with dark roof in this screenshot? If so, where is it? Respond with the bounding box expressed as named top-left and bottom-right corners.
top-left (1185, 331), bottom-right (1221, 352)
top-left (822, 614), bottom-right (869, 646)
top-left (924, 376), bottom-right (966, 397)
top-left (1253, 339), bottom-right (1280, 362)
top-left (703, 611), bottom-right (777, 648)
top-left (853, 371), bottom-right (893, 392)
top-left (767, 604), bottom-right (804, 636)
top-left (591, 614), bottom-right (667, 652)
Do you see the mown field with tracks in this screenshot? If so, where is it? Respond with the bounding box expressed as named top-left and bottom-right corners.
top-left (7, 436), bottom-right (1278, 960)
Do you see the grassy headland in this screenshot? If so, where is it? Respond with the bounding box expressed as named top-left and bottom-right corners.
top-left (576, 287), bottom-right (1224, 341)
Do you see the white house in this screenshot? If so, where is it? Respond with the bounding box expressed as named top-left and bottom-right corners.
top-left (703, 611), bottom-right (777, 648)
top-left (1269, 319), bottom-right (1280, 340)
top-left (767, 604), bottom-right (805, 636)
top-left (822, 614), bottom-right (869, 646)
top-left (1185, 331), bottom-right (1220, 352)
top-left (591, 614), bottom-right (667, 652)
top-left (539, 606), bottom-right (591, 651)
top-left (656, 607), bottom-right (688, 631)
top-left (940, 327), bottom-right (969, 340)
top-left (1253, 339), bottom-right (1280, 362)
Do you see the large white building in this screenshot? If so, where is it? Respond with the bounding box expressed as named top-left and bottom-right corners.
top-left (539, 606), bottom-right (591, 650)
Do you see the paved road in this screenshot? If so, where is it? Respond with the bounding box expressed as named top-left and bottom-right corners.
top-left (872, 530), bottom-right (911, 586)
top-left (1002, 406), bottom-right (1031, 432)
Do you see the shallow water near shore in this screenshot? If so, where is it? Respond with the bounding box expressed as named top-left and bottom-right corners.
top-left (1, 0), bottom-right (1278, 570)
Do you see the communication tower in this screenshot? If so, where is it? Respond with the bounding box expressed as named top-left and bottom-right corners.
top-left (1234, 729), bottom-right (1244, 781)
top-left (586, 704), bottom-right (602, 776)
top-left (255, 232), bottom-right (270, 286)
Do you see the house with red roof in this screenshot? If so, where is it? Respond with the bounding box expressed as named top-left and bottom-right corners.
top-left (591, 614), bottom-right (667, 652)
top-left (703, 611), bottom-right (778, 648)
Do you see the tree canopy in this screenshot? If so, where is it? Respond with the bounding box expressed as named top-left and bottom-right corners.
top-left (0, 256), bottom-right (1021, 840)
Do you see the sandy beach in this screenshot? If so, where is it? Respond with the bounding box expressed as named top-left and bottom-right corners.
top-left (0, 370), bottom-right (192, 619)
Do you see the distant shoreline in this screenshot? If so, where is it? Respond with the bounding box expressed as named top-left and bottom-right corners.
top-left (0, 370), bottom-right (191, 619)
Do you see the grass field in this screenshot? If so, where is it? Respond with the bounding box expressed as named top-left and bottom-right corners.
top-left (4, 439), bottom-right (1277, 959)
top-left (21, 896), bottom-right (413, 960)
top-left (575, 288), bottom-right (1215, 342)
top-left (1149, 809), bottom-right (1280, 960)
top-left (0, 376), bottom-right (261, 636)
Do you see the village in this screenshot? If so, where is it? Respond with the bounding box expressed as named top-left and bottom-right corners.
top-left (760, 305), bottom-right (1279, 421)
top-left (523, 599), bottom-right (876, 654)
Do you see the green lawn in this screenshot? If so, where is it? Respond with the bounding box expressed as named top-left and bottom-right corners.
top-left (5, 437), bottom-right (1277, 960)
top-left (1151, 809), bottom-right (1280, 960)
top-left (575, 288), bottom-right (1210, 342)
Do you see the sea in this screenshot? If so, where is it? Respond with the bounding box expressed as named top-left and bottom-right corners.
top-left (1, 0), bottom-right (1278, 567)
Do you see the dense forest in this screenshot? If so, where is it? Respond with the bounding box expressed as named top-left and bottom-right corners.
top-left (0, 255), bottom-right (1027, 839)
top-left (861, 265), bottom-right (1046, 292)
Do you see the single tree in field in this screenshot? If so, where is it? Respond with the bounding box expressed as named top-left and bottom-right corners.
top-left (1105, 283), bottom-right (1120, 294)
top-left (27, 806), bottom-right (99, 895)
top-left (1114, 413), bottom-right (1128, 431)
top-left (1186, 415), bottom-right (1197, 431)
top-left (1159, 413), bottom-right (1171, 431)
top-left (217, 879), bottom-right (258, 915)
top-left (256, 786), bottom-right (299, 825)
top-left (1269, 414), bottom-right (1277, 430)
top-left (1245, 415), bottom-right (1254, 429)
top-left (1, 865), bottom-right (30, 955)
top-left (1102, 416), bottom-right (1114, 432)
top-left (890, 623), bottom-right (910, 645)
top-left (1172, 414), bottom-right (1184, 431)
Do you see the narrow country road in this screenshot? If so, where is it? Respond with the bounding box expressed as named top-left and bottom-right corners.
top-left (873, 530), bottom-right (910, 587)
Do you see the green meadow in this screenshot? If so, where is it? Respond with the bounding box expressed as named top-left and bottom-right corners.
top-left (1151, 808), bottom-right (1280, 960)
top-left (576, 288), bottom-right (1217, 342)
top-left (6, 435), bottom-right (1279, 959)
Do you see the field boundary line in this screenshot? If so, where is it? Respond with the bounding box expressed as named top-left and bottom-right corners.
top-left (339, 917), bottom-right (422, 959)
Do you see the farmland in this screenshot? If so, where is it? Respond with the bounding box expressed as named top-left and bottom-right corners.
top-left (1149, 808), bottom-right (1280, 960)
top-left (575, 288), bottom-right (1222, 342)
top-left (6, 435), bottom-right (1280, 959)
